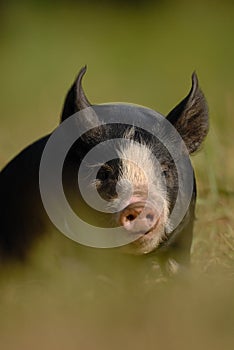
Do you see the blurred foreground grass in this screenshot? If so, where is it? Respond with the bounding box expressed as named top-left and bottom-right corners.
top-left (0, 1), bottom-right (234, 349)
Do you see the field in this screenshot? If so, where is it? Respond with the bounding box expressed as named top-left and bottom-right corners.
top-left (0, 1), bottom-right (234, 349)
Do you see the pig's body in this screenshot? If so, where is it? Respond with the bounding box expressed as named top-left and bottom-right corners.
top-left (0, 67), bottom-right (208, 273)
top-left (0, 136), bottom-right (51, 259)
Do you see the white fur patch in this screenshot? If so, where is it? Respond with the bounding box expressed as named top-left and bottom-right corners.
top-left (117, 138), bottom-right (163, 196)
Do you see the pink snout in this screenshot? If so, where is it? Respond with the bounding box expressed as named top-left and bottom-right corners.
top-left (119, 201), bottom-right (159, 234)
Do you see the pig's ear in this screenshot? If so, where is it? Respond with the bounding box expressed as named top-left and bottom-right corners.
top-left (60, 66), bottom-right (92, 122)
top-left (166, 73), bottom-right (209, 154)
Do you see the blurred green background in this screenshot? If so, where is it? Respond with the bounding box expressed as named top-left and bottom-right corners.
top-left (0, 1), bottom-right (234, 349)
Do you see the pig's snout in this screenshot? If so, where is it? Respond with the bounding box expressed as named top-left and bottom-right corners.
top-left (119, 202), bottom-right (159, 234)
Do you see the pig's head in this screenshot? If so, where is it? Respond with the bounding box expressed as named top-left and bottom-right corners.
top-left (60, 67), bottom-right (208, 255)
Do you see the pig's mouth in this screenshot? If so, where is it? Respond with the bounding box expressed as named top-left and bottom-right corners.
top-left (143, 218), bottom-right (160, 235)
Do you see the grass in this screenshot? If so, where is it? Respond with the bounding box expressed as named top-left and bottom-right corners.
top-left (0, 1), bottom-right (234, 349)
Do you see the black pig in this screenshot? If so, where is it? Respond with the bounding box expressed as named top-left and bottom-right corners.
top-left (0, 67), bottom-right (208, 273)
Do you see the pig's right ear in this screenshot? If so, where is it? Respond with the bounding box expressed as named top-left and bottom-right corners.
top-left (166, 73), bottom-right (209, 154)
top-left (60, 66), bottom-right (92, 123)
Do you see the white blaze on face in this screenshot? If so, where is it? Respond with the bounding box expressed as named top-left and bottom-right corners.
top-left (117, 139), bottom-right (164, 202)
top-left (119, 143), bottom-right (155, 188)
top-left (116, 137), bottom-right (171, 254)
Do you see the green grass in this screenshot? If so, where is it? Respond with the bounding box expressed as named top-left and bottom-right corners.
top-left (0, 1), bottom-right (234, 349)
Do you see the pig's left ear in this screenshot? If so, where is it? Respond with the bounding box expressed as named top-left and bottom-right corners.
top-left (166, 73), bottom-right (209, 154)
top-left (61, 66), bottom-right (92, 122)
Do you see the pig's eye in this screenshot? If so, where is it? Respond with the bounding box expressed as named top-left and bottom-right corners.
top-left (97, 165), bottom-right (113, 181)
top-left (98, 171), bottom-right (110, 181)
top-left (162, 170), bottom-right (169, 178)
top-left (161, 165), bottom-right (170, 179)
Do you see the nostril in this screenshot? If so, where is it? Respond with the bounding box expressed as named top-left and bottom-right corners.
top-left (146, 213), bottom-right (154, 222)
top-left (126, 214), bottom-right (136, 221)
top-left (120, 208), bottom-right (140, 226)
